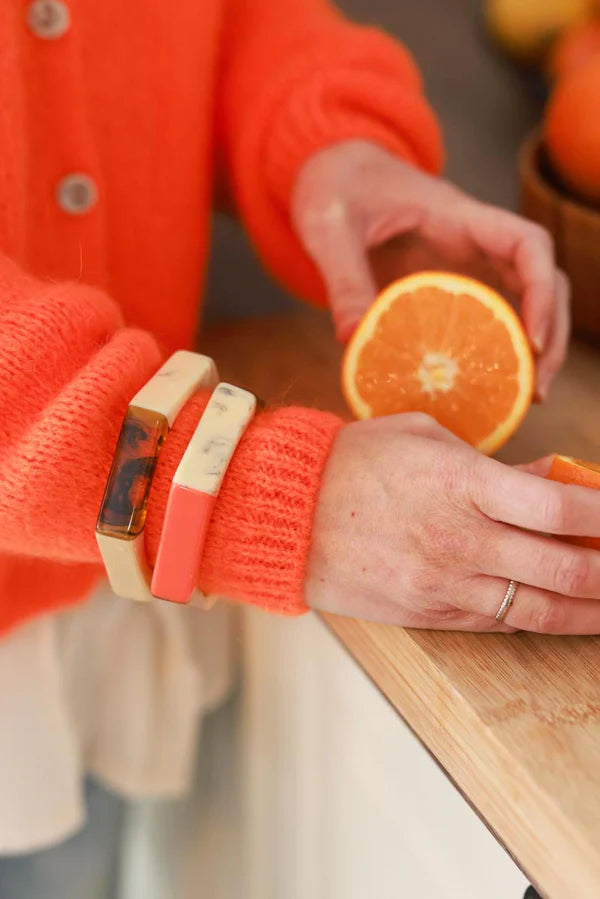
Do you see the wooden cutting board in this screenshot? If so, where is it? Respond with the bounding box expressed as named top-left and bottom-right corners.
top-left (204, 309), bottom-right (600, 899)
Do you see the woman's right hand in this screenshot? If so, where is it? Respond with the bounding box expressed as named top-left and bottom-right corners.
top-left (306, 413), bottom-right (600, 633)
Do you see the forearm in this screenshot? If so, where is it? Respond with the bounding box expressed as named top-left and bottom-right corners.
top-left (0, 253), bottom-right (343, 612)
top-left (0, 255), bottom-right (161, 562)
top-left (217, 0), bottom-right (443, 304)
top-left (145, 394), bottom-right (343, 614)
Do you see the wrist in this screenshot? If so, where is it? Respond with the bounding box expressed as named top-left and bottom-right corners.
top-left (145, 397), bottom-right (344, 614)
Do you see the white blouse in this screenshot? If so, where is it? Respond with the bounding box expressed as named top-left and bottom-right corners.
top-left (0, 583), bottom-right (238, 854)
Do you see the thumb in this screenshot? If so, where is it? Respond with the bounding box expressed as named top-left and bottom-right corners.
top-left (296, 206), bottom-right (376, 342)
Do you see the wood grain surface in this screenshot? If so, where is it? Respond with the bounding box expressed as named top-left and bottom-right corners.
top-left (203, 310), bottom-right (600, 899)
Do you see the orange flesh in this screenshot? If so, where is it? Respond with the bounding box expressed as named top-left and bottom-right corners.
top-left (353, 285), bottom-right (521, 446)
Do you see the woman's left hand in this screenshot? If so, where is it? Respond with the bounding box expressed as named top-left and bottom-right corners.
top-left (291, 139), bottom-right (570, 400)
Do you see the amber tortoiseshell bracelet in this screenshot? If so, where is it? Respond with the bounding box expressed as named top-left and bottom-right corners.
top-left (151, 382), bottom-right (257, 604)
top-left (96, 351), bottom-right (218, 602)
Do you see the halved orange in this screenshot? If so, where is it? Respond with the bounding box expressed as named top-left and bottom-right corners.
top-left (342, 271), bottom-right (534, 455)
top-left (547, 454), bottom-right (600, 549)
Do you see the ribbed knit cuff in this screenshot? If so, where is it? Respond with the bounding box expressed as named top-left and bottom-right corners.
top-left (145, 394), bottom-right (344, 615)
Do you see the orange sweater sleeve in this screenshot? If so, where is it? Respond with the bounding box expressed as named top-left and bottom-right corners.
top-left (217, 0), bottom-right (443, 304)
top-left (0, 255), bottom-right (342, 626)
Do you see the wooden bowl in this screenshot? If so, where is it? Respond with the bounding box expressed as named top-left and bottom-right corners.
top-left (519, 130), bottom-right (600, 342)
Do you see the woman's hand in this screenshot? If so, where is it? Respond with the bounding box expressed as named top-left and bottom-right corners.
top-left (292, 140), bottom-right (570, 400)
top-left (306, 414), bottom-right (600, 633)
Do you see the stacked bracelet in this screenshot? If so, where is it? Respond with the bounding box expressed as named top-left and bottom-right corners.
top-left (96, 351), bottom-right (218, 601)
top-left (151, 382), bottom-right (257, 604)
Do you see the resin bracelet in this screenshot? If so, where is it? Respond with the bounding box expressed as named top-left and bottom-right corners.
top-left (151, 382), bottom-right (257, 604)
top-left (96, 351), bottom-right (218, 601)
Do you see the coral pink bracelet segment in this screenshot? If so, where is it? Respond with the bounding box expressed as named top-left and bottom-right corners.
top-left (151, 383), bottom-right (257, 604)
top-left (96, 351), bottom-right (218, 602)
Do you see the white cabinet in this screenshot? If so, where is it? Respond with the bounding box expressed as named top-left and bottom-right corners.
top-left (241, 608), bottom-right (530, 899)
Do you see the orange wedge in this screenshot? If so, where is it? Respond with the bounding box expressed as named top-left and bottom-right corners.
top-left (548, 455), bottom-right (600, 550)
top-left (342, 271), bottom-right (534, 455)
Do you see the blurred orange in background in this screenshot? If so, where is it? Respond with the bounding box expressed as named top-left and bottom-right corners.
top-left (485, 0), bottom-right (595, 65)
top-left (544, 58), bottom-right (600, 203)
top-left (548, 18), bottom-right (600, 78)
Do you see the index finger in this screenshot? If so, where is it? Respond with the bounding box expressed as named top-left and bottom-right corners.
top-left (294, 202), bottom-right (376, 342)
top-left (474, 455), bottom-right (600, 538)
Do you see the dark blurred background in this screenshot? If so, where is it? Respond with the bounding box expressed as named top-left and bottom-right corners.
top-left (204, 0), bottom-right (544, 321)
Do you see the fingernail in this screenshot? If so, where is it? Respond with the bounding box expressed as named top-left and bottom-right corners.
top-left (335, 320), bottom-right (357, 344)
top-left (537, 380), bottom-right (549, 402)
top-left (531, 322), bottom-right (548, 356)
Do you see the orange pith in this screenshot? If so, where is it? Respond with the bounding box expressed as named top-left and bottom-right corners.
top-left (342, 272), bottom-right (534, 455)
top-left (547, 454), bottom-right (600, 550)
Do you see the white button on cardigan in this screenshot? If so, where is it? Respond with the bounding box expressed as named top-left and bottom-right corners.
top-left (56, 173), bottom-right (98, 215)
top-left (27, 0), bottom-right (70, 40)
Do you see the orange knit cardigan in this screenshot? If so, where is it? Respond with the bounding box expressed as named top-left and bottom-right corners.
top-left (0, 0), bottom-right (442, 634)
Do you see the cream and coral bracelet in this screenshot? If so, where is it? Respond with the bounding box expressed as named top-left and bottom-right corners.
top-left (96, 351), bottom-right (218, 602)
top-left (151, 382), bottom-right (257, 604)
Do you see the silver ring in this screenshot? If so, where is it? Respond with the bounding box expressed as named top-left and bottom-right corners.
top-left (495, 579), bottom-right (519, 622)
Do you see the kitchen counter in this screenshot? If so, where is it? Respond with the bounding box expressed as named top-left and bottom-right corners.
top-left (204, 309), bottom-right (600, 899)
